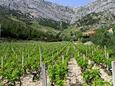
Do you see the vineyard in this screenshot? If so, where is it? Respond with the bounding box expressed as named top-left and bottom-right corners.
top-left (0, 41), bottom-right (114, 86)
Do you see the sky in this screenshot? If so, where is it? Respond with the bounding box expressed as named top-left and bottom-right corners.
top-left (45, 0), bottom-right (95, 7)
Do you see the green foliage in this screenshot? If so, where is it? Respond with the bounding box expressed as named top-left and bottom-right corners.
top-left (83, 69), bottom-right (105, 86)
top-left (48, 44), bottom-right (69, 86)
top-left (76, 12), bottom-right (100, 26)
top-left (90, 28), bottom-right (115, 49)
top-left (38, 18), bottom-right (69, 30)
top-left (48, 62), bottom-right (67, 85)
top-left (0, 41), bottom-right (114, 86)
top-left (74, 54), bottom-right (88, 70)
top-left (0, 17), bottom-right (62, 41)
top-left (0, 7), bottom-right (70, 41)
top-left (0, 42), bottom-right (69, 85)
top-left (83, 69), bottom-right (99, 81)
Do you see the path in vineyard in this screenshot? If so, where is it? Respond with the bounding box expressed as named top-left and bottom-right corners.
top-left (0, 74), bottom-right (41, 86)
top-left (89, 59), bottom-right (112, 83)
top-left (66, 58), bottom-right (84, 86)
top-left (20, 74), bottom-right (41, 86)
top-left (99, 68), bottom-right (112, 82)
top-left (91, 62), bottom-right (112, 83)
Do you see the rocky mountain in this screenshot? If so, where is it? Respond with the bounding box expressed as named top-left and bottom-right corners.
top-left (74, 0), bottom-right (115, 28)
top-left (0, 0), bottom-right (75, 23)
top-left (75, 0), bottom-right (115, 19)
top-left (1, 0), bottom-right (115, 26)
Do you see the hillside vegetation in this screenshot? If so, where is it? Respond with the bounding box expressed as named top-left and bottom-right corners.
top-left (0, 7), bottom-right (70, 41)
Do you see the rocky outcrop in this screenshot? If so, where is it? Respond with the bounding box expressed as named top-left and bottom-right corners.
top-left (0, 0), bottom-right (75, 23)
top-left (74, 0), bottom-right (115, 28)
top-left (74, 0), bottom-right (115, 20)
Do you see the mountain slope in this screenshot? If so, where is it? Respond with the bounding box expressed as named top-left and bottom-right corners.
top-left (1, 0), bottom-right (115, 28)
top-left (0, 6), bottom-right (62, 41)
top-left (74, 0), bottom-right (115, 28)
top-left (75, 0), bottom-right (115, 20)
top-left (0, 0), bottom-right (76, 41)
top-left (0, 0), bottom-right (75, 23)
top-left (75, 11), bottom-right (115, 28)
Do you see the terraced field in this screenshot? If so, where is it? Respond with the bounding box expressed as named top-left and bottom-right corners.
top-left (0, 41), bottom-right (114, 86)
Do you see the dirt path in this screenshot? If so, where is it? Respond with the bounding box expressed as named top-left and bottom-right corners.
top-left (66, 58), bottom-right (84, 86)
top-left (19, 73), bottom-right (50, 86)
top-left (92, 63), bottom-right (112, 83)
top-left (100, 68), bottom-right (112, 82)
top-left (20, 74), bottom-right (41, 86)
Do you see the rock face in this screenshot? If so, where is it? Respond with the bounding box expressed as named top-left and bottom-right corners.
top-left (73, 0), bottom-right (115, 28)
top-left (0, 0), bottom-right (75, 23)
top-left (75, 0), bottom-right (115, 20)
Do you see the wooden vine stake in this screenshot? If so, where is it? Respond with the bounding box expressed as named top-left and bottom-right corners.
top-left (66, 46), bottom-right (69, 56)
top-left (62, 55), bottom-right (64, 63)
top-left (92, 50), bottom-right (94, 56)
top-left (1, 56), bottom-right (3, 69)
top-left (39, 47), bottom-right (42, 68)
top-left (0, 24), bottom-right (1, 38)
top-left (41, 63), bottom-right (47, 86)
top-left (106, 52), bottom-right (109, 70)
top-left (86, 47), bottom-right (87, 56)
top-left (22, 53), bottom-right (24, 69)
top-left (83, 54), bottom-right (85, 60)
top-left (78, 51), bottom-right (80, 57)
top-left (104, 45), bottom-right (107, 58)
top-left (112, 61), bottom-right (115, 86)
top-left (104, 45), bottom-right (109, 70)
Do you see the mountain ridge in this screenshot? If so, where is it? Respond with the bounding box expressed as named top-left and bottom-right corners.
top-left (0, 0), bottom-right (75, 23)
top-left (73, 0), bottom-right (115, 28)
top-left (1, 0), bottom-right (115, 26)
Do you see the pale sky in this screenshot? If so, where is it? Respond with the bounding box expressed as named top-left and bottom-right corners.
top-left (45, 0), bottom-right (95, 7)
